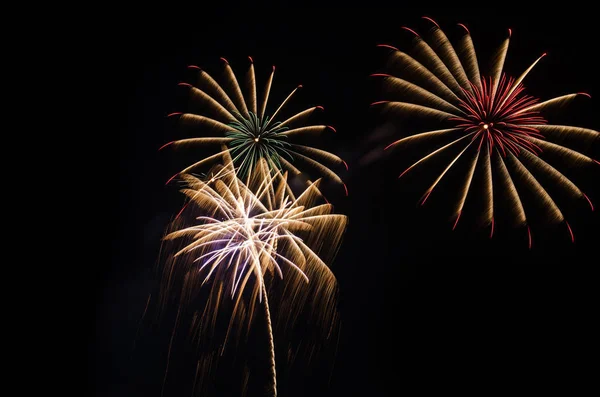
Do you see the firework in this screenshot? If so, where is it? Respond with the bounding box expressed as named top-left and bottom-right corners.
top-left (372, 17), bottom-right (598, 247)
top-left (159, 151), bottom-right (347, 396)
top-left (162, 57), bottom-right (348, 195)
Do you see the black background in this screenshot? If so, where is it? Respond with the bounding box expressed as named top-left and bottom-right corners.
top-left (95, 5), bottom-right (599, 396)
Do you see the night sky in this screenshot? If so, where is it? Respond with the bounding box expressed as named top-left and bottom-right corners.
top-left (96, 6), bottom-right (599, 396)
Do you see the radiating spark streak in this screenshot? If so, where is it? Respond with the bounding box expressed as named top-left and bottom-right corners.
top-left (389, 51), bottom-right (460, 102)
top-left (247, 58), bottom-right (257, 114)
top-left (159, 141), bottom-right (174, 150)
top-left (582, 193), bottom-right (594, 211)
top-left (166, 173), bottom-right (179, 185)
top-left (286, 149), bottom-right (345, 188)
top-left (178, 114), bottom-right (238, 133)
top-left (526, 124), bottom-right (599, 142)
top-left (454, 149), bottom-right (481, 227)
top-left (452, 211), bottom-right (462, 230)
top-left (180, 148), bottom-right (232, 174)
top-left (408, 32), bottom-right (465, 95)
top-left (499, 53), bottom-right (546, 108)
top-left (278, 107), bottom-right (322, 129)
top-left (490, 35), bottom-right (510, 96)
top-left (280, 125), bottom-right (328, 137)
top-left (496, 150), bottom-right (527, 226)
top-left (376, 44), bottom-right (399, 51)
top-left (185, 85), bottom-right (237, 121)
top-left (291, 144), bottom-right (347, 169)
top-left (565, 221), bottom-right (575, 243)
top-left (374, 75), bottom-right (464, 114)
top-left (265, 85), bottom-right (302, 129)
top-left (482, 144), bottom-right (494, 232)
top-left (168, 137), bottom-right (234, 147)
top-left (399, 132), bottom-right (476, 178)
top-left (384, 101), bottom-right (458, 119)
top-left (259, 66), bottom-right (275, 120)
top-left (192, 68), bottom-right (241, 118)
top-left (385, 128), bottom-right (461, 150)
top-left (420, 138), bottom-right (475, 204)
top-left (507, 152), bottom-right (565, 224)
top-left (427, 20), bottom-right (472, 92)
top-left (515, 93), bottom-right (588, 114)
top-left (457, 26), bottom-right (482, 90)
top-left (518, 146), bottom-right (588, 203)
top-left (526, 136), bottom-right (597, 165)
top-left (222, 61), bottom-right (249, 118)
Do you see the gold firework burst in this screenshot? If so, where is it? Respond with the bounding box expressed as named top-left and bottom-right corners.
top-left (158, 151), bottom-right (347, 396)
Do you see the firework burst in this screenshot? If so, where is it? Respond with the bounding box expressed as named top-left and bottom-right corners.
top-left (159, 151), bottom-right (347, 396)
top-left (162, 57), bottom-right (348, 195)
top-left (372, 17), bottom-right (599, 247)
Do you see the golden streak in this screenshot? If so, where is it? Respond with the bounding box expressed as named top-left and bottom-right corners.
top-left (506, 152), bottom-right (565, 224)
top-left (389, 51), bottom-right (459, 103)
top-left (411, 36), bottom-right (465, 95)
top-left (481, 144), bottom-right (494, 227)
top-left (179, 114), bottom-right (238, 133)
top-left (490, 36), bottom-right (510, 96)
top-left (528, 124), bottom-right (599, 142)
top-left (518, 94), bottom-right (591, 114)
top-left (420, 138), bottom-right (475, 202)
top-left (383, 101), bottom-right (457, 120)
top-left (280, 125), bottom-right (328, 137)
top-left (429, 26), bottom-right (472, 92)
top-left (499, 53), bottom-right (546, 108)
top-left (455, 148), bottom-right (480, 217)
top-left (494, 151), bottom-right (527, 226)
top-left (171, 137), bottom-right (233, 148)
top-left (259, 67), bottom-right (275, 120)
top-left (386, 128), bottom-right (462, 150)
top-left (290, 144), bottom-right (347, 168)
top-left (278, 107), bottom-right (321, 129)
top-left (528, 136), bottom-right (597, 166)
top-left (247, 62), bottom-right (257, 114)
top-left (223, 63), bottom-right (250, 118)
top-left (189, 86), bottom-right (237, 122)
top-left (381, 76), bottom-right (464, 114)
top-left (456, 29), bottom-right (482, 91)
top-left (195, 69), bottom-right (242, 118)
top-left (518, 147), bottom-right (585, 201)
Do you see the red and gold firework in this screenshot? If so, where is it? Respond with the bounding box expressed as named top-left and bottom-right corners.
top-left (373, 18), bottom-right (598, 247)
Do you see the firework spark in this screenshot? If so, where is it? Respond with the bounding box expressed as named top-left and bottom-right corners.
top-left (372, 18), bottom-right (598, 246)
top-left (162, 58), bottom-right (347, 194)
top-left (159, 151), bottom-right (347, 396)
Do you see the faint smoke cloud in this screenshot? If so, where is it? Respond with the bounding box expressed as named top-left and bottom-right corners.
top-left (359, 122), bottom-right (397, 166)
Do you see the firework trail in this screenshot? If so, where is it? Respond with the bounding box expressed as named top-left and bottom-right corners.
top-left (372, 17), bottom-right (598, 247)
top-left (161, 57), bottom-right (348, 195)
top-left (156, 150), bottom-right (347, 396)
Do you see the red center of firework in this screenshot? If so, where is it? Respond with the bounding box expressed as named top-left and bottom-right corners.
top-left (450, 74), bottom-right (547, 156)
